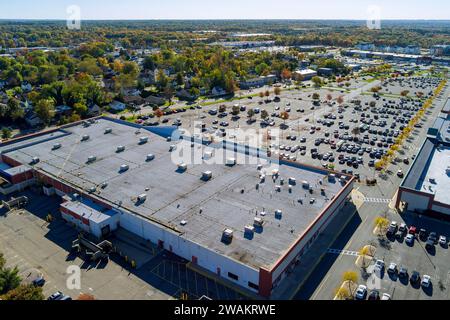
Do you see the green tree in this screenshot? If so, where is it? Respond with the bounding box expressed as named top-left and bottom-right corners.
top-left (1, 284), bottom-right (44, 300)
top-left (0, 252), bottom-right (5, 269)
top-left (0, 266), bottom-right (21, 294)
top-left (247, 108), bottom-right (255, 120)
top-left (1, 128), bottom-right (12, 140)
top-left (35, 99), bottom-right (55, 125)
top-left (312, 76), bottom-right (323, 88)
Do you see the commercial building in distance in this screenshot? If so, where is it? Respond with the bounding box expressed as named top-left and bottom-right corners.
top-left (0, 117), bottom-right (354, 298)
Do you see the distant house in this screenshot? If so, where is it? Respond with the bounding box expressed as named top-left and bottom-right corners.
top-left (123, 88), bottom-right (141, 97)
top-left (87, 104), bottom-right (101, 117)
top-left (293, 69), bottom-right (318, 81)
top-left (211, 87), bottom-right (228, 97)
top-left (144, 95), bottom-right (166, 106)
top-left (123, 95), bottom-right (145, 106)
top-left (24, 111), bottom-right (43, 127)
top-left (176, 89), bottom-right (197, 101)
top-left (239, 75), bottom-right (277, 89)
top-left (109, 100), bottom-right (127, 112)
top-left (55, 105), bottom-right (72, 116)
top-left (317, 68), bottom-right (334, 77)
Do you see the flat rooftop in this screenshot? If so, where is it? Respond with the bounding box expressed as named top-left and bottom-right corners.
top-left (402, 138), bottom-right (450, 205)
top-left (0, 118), bottom-right (349, 270)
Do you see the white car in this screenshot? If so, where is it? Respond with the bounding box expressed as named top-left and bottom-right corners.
top-left (439, 236), bottom-right (447, 246)
top-left (388, 262), bottom-right (398, 274)
top-left (374, 259), bottom-right (385, 273)
top-left (421, 275), bottom-right (431, 288)
top-left (405, 234), bottom-right (415, 245)
top-left (381, 293), bottom-right (391, 300)
top-left (355, 284), bottom-right (367, 300)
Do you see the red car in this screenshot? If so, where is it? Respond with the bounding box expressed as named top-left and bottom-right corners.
top-left (409, 226), bottom-right (417, 235)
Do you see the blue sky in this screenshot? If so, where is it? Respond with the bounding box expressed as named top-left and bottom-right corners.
top-left (1, 0), bottom-right (449, 20)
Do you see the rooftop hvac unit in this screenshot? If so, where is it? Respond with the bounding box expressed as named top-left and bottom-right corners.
top-left (260, 211), bottom-right (266, 216)
top-left (272, 169), bottom-right (279, 176)
top-left (169, 145), bottom-right (177, 152)
top-left (257, 164), bottom-right (263, 171)
top-left (146, 154), bottom-right (155, 161)
top-left (100, 182), bottom-right (108, 189)
top-left (87, 156), bottom-right (96, 163)
top-left (178, 163), bottom-right (188, 172)
top-left (30, 157), bottom-right (40, 165)
top-left (167, 137), bottom-right (172, 142)
top-left (275, 185), bottom-right (281, 192)
top-left (223, 229), bottom-right (234, 240)
top-left (104, 128), bottom-right (112, 134)
top-left (260, 175), bottom-right (266, 183)
top-left (202, 171), bottom-right (212, 181)
top-left (288, 177), bottom-right (296, 185)
top-left (81, 135), bottom-right (90, 141)
top-left (52, 143), bottom-right (62, 150)
top-left (226, 157), bottom-right (236, 166)
top-left (244, 225), bottom-right (255, 235)
top-left (137, 194), bottom-right (147, 202)
top-left (116, 145), bottom-right (125, 153)
top-left (302, 181), bottom-right (310, 189)
top-left (328, 174), bottom-right (336, 182)
top-left (429, 177), bottom-right (436, 184)
top-left (120, 164), bottom-right (129, 172)
top-left (254, 217), bottom-right (263, 227)
top-left (88, 187), bottom-right (96, 193)
top-left (139, 136), bottom-right (149, 144)
top-left (180, 220), bottom-right (187, 226)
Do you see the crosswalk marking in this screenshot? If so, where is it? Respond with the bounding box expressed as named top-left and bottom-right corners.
top-left (327, 248), bottom-right (360, 256)
top-left (364, 197), bottom-right (391, 204)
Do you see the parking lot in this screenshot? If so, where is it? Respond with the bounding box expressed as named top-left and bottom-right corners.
top-left (361, 213), bottom-right (450, 300)
top-left (0, 191), bottom-right (172, 300)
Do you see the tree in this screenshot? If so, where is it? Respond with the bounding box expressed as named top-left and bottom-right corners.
top-left (351, 127), bottom-right (360, 137)
top-left (280, 111), bottom-right (289, 125)
top-left (0, 284), bottom-right (44, 300)
top-left (281, 69), bottom-right (292, 81)
top-left (232, 105), bottom-right (240, 116)
top-left (342, 271), bottom-right (358, 297)
top-left (219, 105), bottom-right (227, 113)
top-left (326, 93), bottom-right (333, 102)
top-left (1, 128), bottom-right (12, 140)
top-left (335, 287), bottom-right (351, 300)
top-left (0, 266), bottom-right (21, 294)
top-left (154, 108), bottom-right (164, 121)
top-left (35, 99), bottom-right (55, 125)
top-left (78, 58), bottom-right (102, 76)
top-left (0, 252), bottom-right (5, 269)
top-left (401, 90), bottom-right (410, 97)
top-left (143, 56), bottom-right (156, 71)
top-left (259, 92), bottom-right (264, 100)
top-left (261, 109), bottom-right (269, 120)
top-left (247, 108), bottom-right (255, 120)
top-left (337, 96), bottom-right (344, 105)
top-left (264, 90), bottom-right (270, 98)
top-left (274, 87), bottom-right (281, 96)
top-left (311, 76), bottom-right (322, 87)
top-left (312, 93), bottom-right (320, 100)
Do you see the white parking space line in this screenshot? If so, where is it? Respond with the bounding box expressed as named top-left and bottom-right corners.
top-left (327, 248), bottom-right (360, 257)
top-left (364, 197), bottom-right (391, 204)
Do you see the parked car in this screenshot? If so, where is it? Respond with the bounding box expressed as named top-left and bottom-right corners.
top-left (399, 267), bottom-right (408, 278)
top-left (368, 290), bottom-right (380, 300)
top-left (439, 235), bottom-right (447, 246)
top-left (405, 234), bottom-right (415, 245)
top-left (48, 291), bottom-right (64, 300)
top-left (388, 263), bottom-right (398, 274)
top-left (410, 271), bottom-right (420, 284)
top-left (421, 275), bottom-right (431, 288)
top-left (32, 276), bottom-right (45, 287)
top-left (355, 285), bottom-right (367, 300)
top-left (381, 293), bottom-right (391, 300)
top-left (374, 259), bottom-right (385, 273)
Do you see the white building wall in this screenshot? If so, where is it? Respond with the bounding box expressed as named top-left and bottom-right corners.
top-left (90, 214), bottom-right (120, 238)
top-left (401, 191), bottom-right (430, 212)
top-left (271, 180), bottom-right (353, 282)
top-left (119, 212), bottom-right (260, 291)
top-left (61, 211), bottom-right (90, 233)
